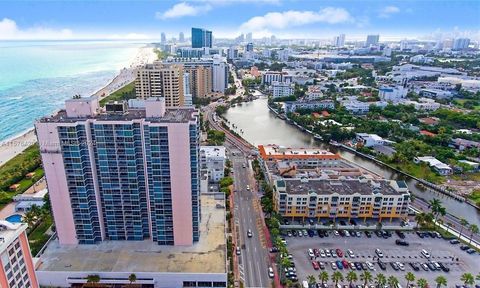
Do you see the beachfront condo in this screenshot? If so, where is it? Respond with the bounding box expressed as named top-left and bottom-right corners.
top-left (0, 221), bottom-right (39, 288)
top-left (35, 96), bottom-right (200, 246)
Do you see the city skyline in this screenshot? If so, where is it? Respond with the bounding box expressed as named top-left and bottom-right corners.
top-left (0, 0), bottom-right (479, 41)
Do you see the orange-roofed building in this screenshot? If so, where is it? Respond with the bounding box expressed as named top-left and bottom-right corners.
top-left (321, 110), bottom-right (330, 117)
top-left (258, 144), bottom-right (341, 164)
top-left (250, 66), bottom-right (261, 77)
top-left (420, 130), bottom-right (437, 137)
top-left (312, 112), bottom-right (321, 118)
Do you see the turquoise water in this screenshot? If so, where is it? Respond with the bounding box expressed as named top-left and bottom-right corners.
top-left (5, 214), bottom-right (22, 223)
top-left (0, 40), bottom-right (144, 141)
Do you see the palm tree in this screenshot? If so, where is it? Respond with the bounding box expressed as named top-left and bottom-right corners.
top-left (417, 278), bottom-right (428, 288)
top-left (319, 271), bottom-right (329, 285)
top-left (332, 271), bottom-right (344, 286)
top-left (476, 273), bottom-right (480, 281)
top-left (415, 212), bottom-right (426, 229)
top-left (128, 273), bottom-right (137, 285)
top-left (424, 212), bottom-right (434, 228)
top-left (85, 274), bottom-right (100, 287)
top-left (375, 273), bottom-right (386, 288)
top-left (387, 276), bottom-right (399, 288)
top-left (468, 224), bottom-right (479, 244)
top-left (435, 276), bottom-right (447, 288)
top-left (346, 271), bottom-right (358, 286)
top-left (461, 273), bottom-right (475, 286)
top-left (429, 199), bottom-right (446, 227)
top-left (307, 275), bottom-right (316, 286)
top-left (405, 272), bottom-right (415, 287)
top-left (360, 271), bottom-right (373, 286)
top-left (459, 218), bottom-right (469, 240)
top-left (22, 211), bottom-right (36, 228)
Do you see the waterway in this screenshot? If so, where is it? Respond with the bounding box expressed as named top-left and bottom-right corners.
top-left (224, 94), bottom-right (480, 226)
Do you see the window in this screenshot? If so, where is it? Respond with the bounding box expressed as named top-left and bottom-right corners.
top-left (183, 281), bottom-right (197, 287)
top-left (213, 282), bottom-right (227, 287)
top-left (197, 282), bottom-right (213, 287)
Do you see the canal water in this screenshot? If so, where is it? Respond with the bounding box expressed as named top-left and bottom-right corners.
top-left (225, 95), bottom-right (480, 226)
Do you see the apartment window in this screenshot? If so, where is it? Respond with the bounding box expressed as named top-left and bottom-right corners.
top-left (213, 282), bottom-right (227, 287)
top-left (197, 282), bottom-right (213, 287)
top-left (183, 281), bottom-right (197, 287)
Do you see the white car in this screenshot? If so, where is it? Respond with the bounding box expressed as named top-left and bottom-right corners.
top-left (331, 261), bottom-right (337, 270)
top-left (334, 230), bottom-right (339, 236)
top-left (396, 262), bottom-right (405, 271)
top-left (325, 250), bottom-right (332, 257)
top-left (308, 249), bottom-right (315, 259)
top-left (421, 249), bottom-right (430, 258)
top-left (347, 249), bottom-right (355, 258)
top-left (344, 231), bottom-right (350, 237)
top-left (375, 249), bottom-right (384, 258)
top-left (366, 261), bottom-right (374, 270)
top-left (268, 267), bottom-right (274, 278)
top-left (320, 249), bottom-right (326, 258)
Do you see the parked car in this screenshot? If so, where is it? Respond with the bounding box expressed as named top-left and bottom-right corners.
top-left (335, 248), bottom-right (343, 257)
top-left (331, 261), bottom-right (337, 270)
top-left (320, 249), bottom-right (326, 258)
top-left (312, 261), bottom-right (320, 270)
top-left (317, 261), bottom-right (325, 270)
top-left (460, 245), bottom-right (470, 251)
top-left (347, 249), bottom-right (355, 258)
top-left (421, 249), bottom-right (431, 258)
top-left (342, 259), bottom-right (349, 269)
top-left (366, 261), bottom-right (374, 270)
top-left (395, 239), bottom-right (409, 246)
top-left (308, 249), bottom-right (315, 259)
top-left (420, 263), bottom-right (429, 271)
top-left (375, 248), bottom-right (384, 258)
top-left (377, 260), bottom-right (386, 270)
top-left (390, 262), bottom-right (399, 271)
top-left (438, 262), bottom-right (450, 272)
top-left (396, 262), bottom-right (405, 271)
top-left (364, 231), bottom-right (372, 238)
top-left (236, 246), bottom-right (241, 255)
top-left (450, 239), bottom-right (460, 245)
top-left (268, 267), bottom-right (274, 278)
top-left (396, 230), bottom-right (406, 239)
top-left (409, 262), bottom-right (420, 271)
top-left (336, 260), bottom-right (343, 270)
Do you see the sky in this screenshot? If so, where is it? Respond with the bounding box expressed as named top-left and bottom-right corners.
top-left (0, 0), bottom-right (479, 41)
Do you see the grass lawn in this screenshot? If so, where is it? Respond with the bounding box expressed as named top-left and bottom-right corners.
top-left (451, 172), bottom-right (480, 181)
top-left (28, 213), bottom-right (53, 256)
top-left (391, 162), bottom-right (444, 184)
top-left (467, 190), bottom-right (480, 206)
top-left (16, 167), bottom-right (44, 192)
top-left (99, 81), bottom-right (136, 106)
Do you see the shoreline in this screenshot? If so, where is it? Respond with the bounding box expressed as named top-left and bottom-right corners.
top-left (0, 44), bottom-right (157, 167)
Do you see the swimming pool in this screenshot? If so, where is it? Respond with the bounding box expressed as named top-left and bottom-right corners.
top-left (5, 214), bottom-right (23, 223)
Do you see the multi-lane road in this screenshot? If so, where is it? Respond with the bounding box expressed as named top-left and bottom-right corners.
top-left (204, 104), bottom-right (272, 287)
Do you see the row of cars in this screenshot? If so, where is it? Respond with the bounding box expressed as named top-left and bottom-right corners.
top-left (283, 229), bottom-right (409, 239)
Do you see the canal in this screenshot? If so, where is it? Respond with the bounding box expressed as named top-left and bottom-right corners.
top-left (224, 95), bottom-right (480, 226)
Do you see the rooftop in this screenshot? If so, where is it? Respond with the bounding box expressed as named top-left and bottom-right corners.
top-left (39, 107), bottom-right (196, 124)
top-left (0, 221), bottom-right (27, 253)
top-left (279, 178), bottom-right (407, 196)
top-left (258, 145), bottom-right (341, 160)
top-left (36, 195), bottom-right (226, 274)
top-left (200, 146), bottom-right (226, 158)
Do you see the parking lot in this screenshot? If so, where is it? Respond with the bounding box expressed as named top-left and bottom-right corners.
top-left (280, 229), bottom-right (479, 286)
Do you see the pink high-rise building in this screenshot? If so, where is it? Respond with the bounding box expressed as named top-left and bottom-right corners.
top-left (35, 96), bottom-right (200, 246)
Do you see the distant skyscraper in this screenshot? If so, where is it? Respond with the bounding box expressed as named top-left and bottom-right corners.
top-left (35, 96), bottom-right (200, 246)
top-left (246, 32), bottom-right (253, 42)
top-left (191, 27), bottom-right (212, 48)
top-left (161, 32), bottom-right (166, 44)
top-left (365, 34), bottom-right (380, 47)
top-left (179, 32), bottom-right (185, 43)
top-left (453, 38), bottom-right (470, 50)
top-left (245, 42), bottom-right (254, 52)
top-left (235, 34), bottom-right (244, 43)
top-left (333, 34), bottom-right (345, 47)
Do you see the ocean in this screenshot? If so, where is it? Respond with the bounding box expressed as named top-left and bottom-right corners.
top-left (0, 40), bottom-right (145, 141)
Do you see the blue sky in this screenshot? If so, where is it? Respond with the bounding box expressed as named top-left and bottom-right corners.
top-left (0, 0), bottom-right (479, 40)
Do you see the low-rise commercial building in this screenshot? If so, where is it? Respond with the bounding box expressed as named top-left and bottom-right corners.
top-left (200, 146), bottom-right (226, 183)
top-left (379, 85), bottom-right (407, 102)
top-left (356, 133), bottom-right (391, 147)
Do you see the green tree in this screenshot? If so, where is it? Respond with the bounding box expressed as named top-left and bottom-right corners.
top-left (459, 218), bottom-right (469, 240)
top-left (375, 273), bottom-right (386, 288)
top-left (346, 271), bottom-right (358, 286)
top-left (461, 273), bottom-right (475, 286)
top-left (360, 271), bottom-right (373, 286)
top-left (417, 278), bottom-right (428, 288)
top-left (468, 224), bottom-right (479, 244)
top-left (85, 274), bottom-right (100, 287)
top-left (319, 271), bottom-right (329, 285)
top-left (307, 275), bottom-right (316, 286)
top-left (332, 271), bottom-right (344, 286)
top-left (387, 276), bottom-right (399, 288)
top-left (435, 276), bottom-right (447, 288)
top-left (128, 273), bottom-right (137, 285)
top-left (405, 272), bottom-right (415, 287)
top-left (429, 199), bottom-right (446, 229)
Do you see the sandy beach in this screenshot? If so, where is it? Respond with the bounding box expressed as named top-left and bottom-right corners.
top-left (0, 44), bottom-right (157, 167)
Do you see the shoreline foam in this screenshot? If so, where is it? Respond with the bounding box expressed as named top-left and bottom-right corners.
top-left (0, 44), bottom-right (157, 167)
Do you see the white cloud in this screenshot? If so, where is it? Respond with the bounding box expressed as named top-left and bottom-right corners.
top-left (379, 6), bottom-right (400, 18)
top-left (156, 2), bottom-right (212, 19)
top-left (240, 8), bottom-right (353, 32)
top-left (0, 18), bottom-right (74, 40)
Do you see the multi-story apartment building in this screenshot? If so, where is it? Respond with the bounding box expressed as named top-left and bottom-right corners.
top-left (165, 56), bottom-right (228, 93)
top-left (35, 96), bottom-right (200, 246)
top-left (261, 71), bottom-right (284, 85)
top-left (0, 221), bottom-right (38, 288)
top-left (258, 144), bottom-right (411, 222)
top-left (135, 63), bottom-right (185, 107)
top-left (200, 146), bottom-right (226, 183)
top-left (272, 81), bottom-right (294, 98)
top-left (284, 100), bottom-right (335, 113)
top-left (185, 65), bottom-right (213, 98)
top-left (273, 178), bottom-right (410, 221)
